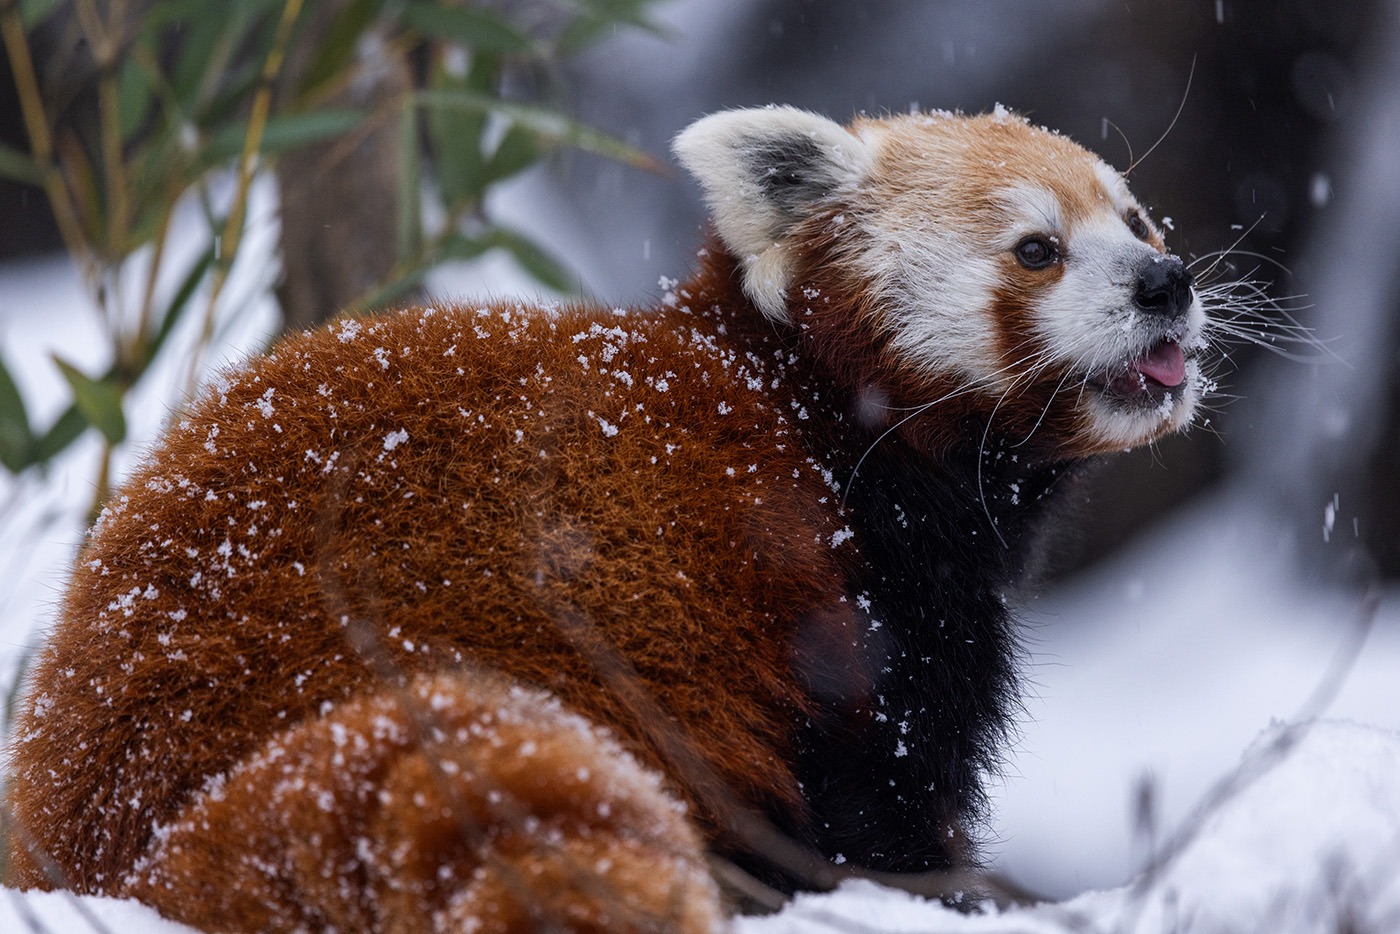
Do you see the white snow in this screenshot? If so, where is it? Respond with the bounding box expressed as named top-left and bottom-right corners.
top-left (1083, 719), bottom-right (1400, 934)
top-left (742, 722), bottom-right (1400, 934)
top-left (992, 495), bottom-right (1400, 901)
top-left (10, 711), bottom-right (1394, 934)
top-left (1, 889), bottom-right (195, 933)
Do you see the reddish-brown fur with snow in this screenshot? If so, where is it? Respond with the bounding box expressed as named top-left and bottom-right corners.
top-left (5, 282), bottom-right (845, 892)
top-left (4, 107), bottom-right (1208, 932)
top-left (124, 670), bottom-right (723, 933)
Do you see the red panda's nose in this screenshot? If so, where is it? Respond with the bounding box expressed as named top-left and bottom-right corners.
top-left (1133, 255), bottom-right (1195, 319)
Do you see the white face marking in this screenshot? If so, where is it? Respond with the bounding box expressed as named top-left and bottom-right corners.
top-left (1083, 355), bottom-right (1203, 448)
top-left (1092, 160), bottom-right (1137, 214)
top-left (1036, 211), bottom-right (1163, 367)
top-left (857, 218), bottom-right (1009, 386)
top-left (993, 184), bottom-right (1065, 249)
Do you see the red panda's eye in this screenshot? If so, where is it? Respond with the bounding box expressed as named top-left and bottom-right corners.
top-left (1127, 211), bottom-right (1151, 241)
top-left (1014, 236), bottom-right (1059, 270)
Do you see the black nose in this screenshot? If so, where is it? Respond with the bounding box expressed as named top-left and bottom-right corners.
top-left (1133, 255), bottom-right (1195, 319)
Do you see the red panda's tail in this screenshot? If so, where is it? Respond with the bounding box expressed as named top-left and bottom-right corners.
top-left (118, 669), bottom-right (725, 934)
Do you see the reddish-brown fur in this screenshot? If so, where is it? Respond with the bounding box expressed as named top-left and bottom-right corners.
top-left (4, 250), bottom-right (861, 929)
top-left (122, 670), bottom-right (722, 933)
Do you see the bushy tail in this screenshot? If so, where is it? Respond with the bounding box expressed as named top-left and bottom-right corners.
top-left (118, 670), bottom-right (725, 934)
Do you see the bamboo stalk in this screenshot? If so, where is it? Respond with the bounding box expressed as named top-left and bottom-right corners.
top-left (130, 196), bottom-right (176, 370)
top-left (184, 0), bottom-right (307, 395)
top-left (80, 0), bottom-right (132, 259)
top-left (0, 1), bottom-right (98, 283)
top-left (95, 70), bottom-right (130, 258)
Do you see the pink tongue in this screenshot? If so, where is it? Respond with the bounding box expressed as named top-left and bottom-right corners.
top-left (1134, 341), bottom-right (1186, 388)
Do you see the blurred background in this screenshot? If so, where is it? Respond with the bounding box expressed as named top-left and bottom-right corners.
top-left (0, 0), bottom-right (1396, 903)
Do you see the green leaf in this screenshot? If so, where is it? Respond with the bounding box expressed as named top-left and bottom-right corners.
top-left (116, 47), bottom-right (154, 142)
top-left (438, 232), bottom-right (489, 262)
top-left (53, 358), bottom-right (126, 447)
top-left (203, 109), bottom-right (367, 165)
top-left (164, 1), bottom-right (279, 118)
top-left (0, 142), bottom-right (44, 186)
top-left (144, 245), bottom-right (216, 365)
top-left (423, 57), bottom-right (493, 208)
top-left (297, 0), bottom-right (393, 101)
top-left (167, 5), bottom-right (248, 113)
top-left (482, 123), bottom-right (541, 184)
top-left (558, 0), bottom-right (666, 52)
top-left (399, 2), bottom-right (533, 55)
top-left (0, 355), bottom-right (35, 472)
top-left (29, 405), bottom-right (86, 465)
top-left (486, 227), bottom-right (574, 293)
top-left (19, 0), bottom-right (62, 28)
top-left (435, 229), bottom-right (573, 293)
top-left (413, 89), bottom-right (661, 172)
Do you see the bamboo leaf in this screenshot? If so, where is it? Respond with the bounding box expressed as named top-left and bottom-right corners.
top-left (53, 131), bottom-right (103, 245)
top-left (203, 109), bottom-right (367, 165)
top-left (424, 57), bottom-right (492, 208)
top-left (168, 4), bottom-right (246, 113)
top-left (18, 0), bottom-right (62, 28)
top-left (438, 232), bottom-right (489, 262)
top-left (558, 0), bottom-right (665, 52)
top-left (144, 245), bottom-right (216, 365)
top-left (482, 123), bottom-right (540, 184)
top-left (28, 405), bottom-right (85, 465)
top-left (486, 227), bottom-right (574, 293)
top-left (116, 47), bottom-right (154, 142)
top-left (436, 230), bottom-right (572, 294)
top-left (53, 358), bottom-right (126, 446)
top-left (413, 89), bottom-right (662, 172)
top-left (297, 0), bottom-right (393, 101)
top-left (0, 142), bottom-right (43, 186)
top-left (399, 2), bottom-right (533, 55)
top-left (0, 355), bottom-right (35, 472)
top-left (165, 1), bottom-right (279, 118)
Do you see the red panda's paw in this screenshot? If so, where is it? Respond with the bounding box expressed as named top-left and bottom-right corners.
top-left (122, 670), bottom-right (726, 934)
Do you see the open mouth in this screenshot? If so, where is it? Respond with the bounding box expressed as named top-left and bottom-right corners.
top-left (1089, 339), bottom-right (1187, 403)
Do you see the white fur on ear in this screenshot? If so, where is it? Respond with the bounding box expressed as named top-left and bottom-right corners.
top-left (673, 106), bottom-right (872, 321)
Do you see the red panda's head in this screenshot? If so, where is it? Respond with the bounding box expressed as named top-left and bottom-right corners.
top-left (674, 106), bottom-right (1208, 461)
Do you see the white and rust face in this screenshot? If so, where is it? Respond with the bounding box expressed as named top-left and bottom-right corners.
top-left (675, 106), bottom-right (1207, 460)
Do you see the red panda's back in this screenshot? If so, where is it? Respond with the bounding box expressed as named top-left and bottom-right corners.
top-left (5, 299), bottom-right (851, 892)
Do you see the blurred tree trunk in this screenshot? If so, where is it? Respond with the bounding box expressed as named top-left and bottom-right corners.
top-left (275, 1), bottom-right (418, 333)
top-left (1242, 0), bottom-right (1400, 582)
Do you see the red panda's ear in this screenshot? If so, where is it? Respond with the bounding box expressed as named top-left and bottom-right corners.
top-left (673, 106), bottom-right (872, 322)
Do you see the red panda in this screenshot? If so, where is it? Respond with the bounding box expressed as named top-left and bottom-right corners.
top-left (4, 106), bottom-right (1207, 932)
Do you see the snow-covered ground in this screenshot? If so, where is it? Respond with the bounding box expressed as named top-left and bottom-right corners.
top-left (6, 716), bottom-right (1399, 932)
top-left (996, 495), bottom-right (1400, 899)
